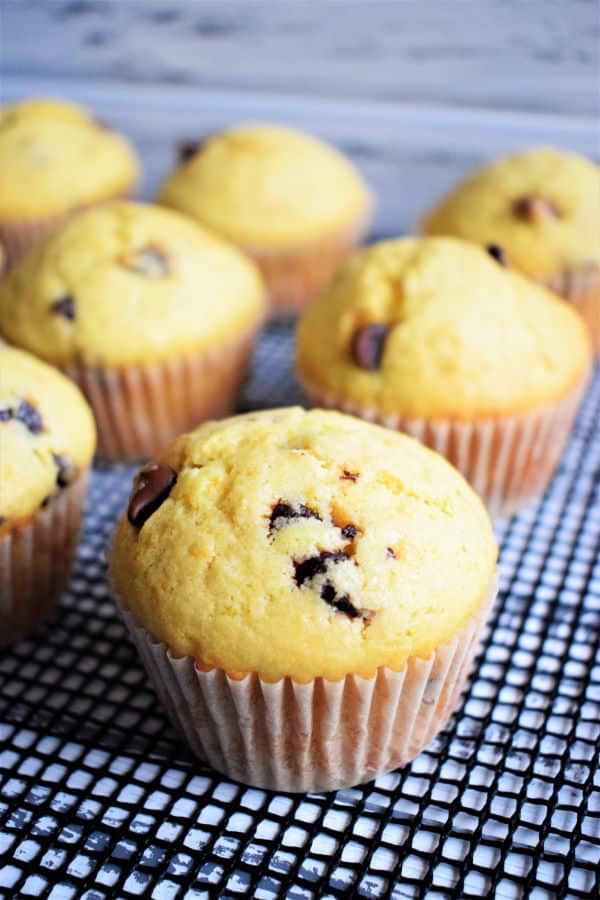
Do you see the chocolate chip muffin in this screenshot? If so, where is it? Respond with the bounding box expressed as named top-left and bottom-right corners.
top-left (0, 98), bottom-right (139, 268)
top-left (157, 124), bottom-right (373, 314)
top-left (1, 344), bottom-right (96, 643)
top-left (422, 147), bottom-right (600, 351)
top-left (297, 237), bottom-right (591, 518)
top-left (0, 201), bottom-right (266, 461)
top-left (110, 407), bottom-right (498, 791)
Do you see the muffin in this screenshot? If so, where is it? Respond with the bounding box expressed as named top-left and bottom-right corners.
top-left (297, 237), bottom-right (591, 518)
top-left (110, 407), bottom-right (498, 792)
top-left (1, 344), bottom-right (96, 643)
top-left (0, 98), bottom-right (139, 268)
top-left (422, 148), bottom-right (600, 351)
top-left (0, 202), bottom-right (266, 461)
top-left (157, 124), bottom-right (373, 314)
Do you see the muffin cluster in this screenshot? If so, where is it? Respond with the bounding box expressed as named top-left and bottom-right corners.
top-left (0, 201), bottom-right (266, 459)
top-left (422, 148), bottom-right (600, 351)
top-left (0, 98), bottom-right (138, 268)
top-left (0, 94), bottom-right (596, 792)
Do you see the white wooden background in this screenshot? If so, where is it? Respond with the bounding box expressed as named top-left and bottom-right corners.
top-left (2, 0), bottom-right (599, 233)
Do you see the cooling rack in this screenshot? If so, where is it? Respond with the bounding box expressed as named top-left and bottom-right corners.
top-left (1, 321), bottom-right (599, 899)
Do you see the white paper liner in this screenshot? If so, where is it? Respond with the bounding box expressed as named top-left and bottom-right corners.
top-left (117, 574), bottom-right (497, 793)
top-left (0, 472), bottom-right (89, 645)
top-left (244, 204), bottom-right (373, 315)
top-left (301, 374), bottom-right (589, 519)
top-left (61, 324), bottom-right (259, 462)
top-left (544, 264), bottom-right (600, 354)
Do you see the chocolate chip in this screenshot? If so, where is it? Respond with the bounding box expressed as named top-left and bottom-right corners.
top-left (294, 550), bottom-right (374, 622)
top-left (321, 581), bottom-right (373, 621)
top-left (122, 246), bottom-right (170, 278)
top-left (40, 496), bottom-right (50, 509)
top-left (341, 524), bottom-right (358, 540)
top-left (127, 462), bottom-right (177, 528)
top-left (341, 470), bottom-right (359, 482)
top-left (293, 550), bottom-right (347, 587)
top-left (386, 547), bottom-right (396, 559)
top-left (269, 501), bottom-right (321, 533)
top-left (320, 582), bottom-right (337, 604)
top-left (486, 244), bottom-right (507, 266)
top-left (0, 401), bottom-right (43, 433)
top-left (512, 195), bottom-right (561, 221)
top-left (351, 324), bottom-right (390, 371)
top-left (178, 141), bottom-right (200, 163)
top-left (53, 454), bottom-right (76, 489)
top-left (17, 401), bottom-right (43, 434)
top-left (51, 295), bottom-right (75, 320)
top-left (320, 582), bottom-right (360, 619)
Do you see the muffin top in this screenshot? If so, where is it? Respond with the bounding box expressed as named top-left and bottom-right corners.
top-left (110, 407), bottom-right (497, 682)
top-left (158, 124), bottom-right (371, 247)
top-left (0, 98), bottom-right (139, 219)
top-left (297, 237), bottom-right (591, 419)
top-left (0, 344), bottom-right (96, 531)
top-left (422, 147), bottom-right (600, 281)
top-left (0, 202), bottom-right (266, 366)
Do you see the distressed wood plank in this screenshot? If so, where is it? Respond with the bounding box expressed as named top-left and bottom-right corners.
top-left (3, 0), bottom-right (599, 116)
top-left (3, 76), bottom-right (597, 235)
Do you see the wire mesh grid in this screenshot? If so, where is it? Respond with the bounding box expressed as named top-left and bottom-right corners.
top-left (0, 322), bottom-right (599, 900)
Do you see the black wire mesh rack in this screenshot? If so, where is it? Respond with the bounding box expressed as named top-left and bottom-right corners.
top-left (1, 321), bottom-right (599, 900)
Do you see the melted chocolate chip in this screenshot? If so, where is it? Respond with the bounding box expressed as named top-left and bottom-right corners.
top-left (351, 324), bottom-right (390, 371)
top-left (293, 550), bottom-right (347, 587)
top-left (127, 462), bottom-right (177, 528)
top-left (486, 244), bottom-right (507, 266)
top-left (329, 592), bottom-right (360, 618)
top-left (17, 401), bottom-right (43, 434)
top-left (341, 469), bottom-right (359, 482)
top-left (0, 401), bottom-right (43, 433)
top-left (294, 549), bottom-right (374, 622)
top-left (269, 501), bottom-right (321, 533)
top-left (341, 524), bottom-right (358, 540)
top-left (386, 547), bottom-right (397, 559)
top-left (321, 581), bottom-right (372, 620)
top-left (53, 454), bottom-right (76, 489)
top-left (123, 246), bottom-right (170, 278)
top-left (512, 195), bottom-right (561, 221)
top-left (320, 582), bottom-right (359, 619)
top-left (51, 295), bottom-right (75, 320)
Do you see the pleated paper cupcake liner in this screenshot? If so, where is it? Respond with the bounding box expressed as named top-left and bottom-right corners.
top-left (0, 215), bottom-right (67, 272)
top-left (0, 190), bottom-right (135, 272)
top-left (545, 263), bottom-right (600, 354)
top-left (117, 574), bottom-right (497, 793)
top-left (245, 206), bottom-right (373, 317)
top-left (61, 324), bottom-right (259, 462)
top-left (301, 374), bottom-right (589, 519)
top-left (0, 472), bottom-right (89, 645)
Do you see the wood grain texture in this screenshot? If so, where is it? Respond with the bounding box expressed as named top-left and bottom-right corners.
top-left (3, 0), bottom-right (599, 115)
top-left (3, 75), bottom-right (597, 235)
